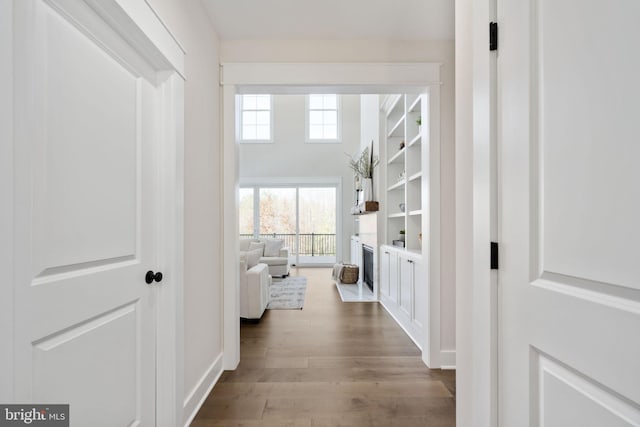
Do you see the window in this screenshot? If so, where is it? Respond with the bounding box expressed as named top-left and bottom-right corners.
top-left (307, 94), bottom-right (340, 142)
top-left (239, 188), bottom-right (255, 236)
top-left (239, 183), bottom-right (339, 265)
top-left (239, 95), bottom-right (272, 142)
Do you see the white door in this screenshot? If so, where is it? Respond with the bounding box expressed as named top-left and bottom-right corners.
top-left (12, 1), bottom-right (163, 425)
top-left (498, 0), bottom-right (640, 425)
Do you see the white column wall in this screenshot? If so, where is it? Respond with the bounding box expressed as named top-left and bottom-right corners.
top-left (143, 1), bottom-right (224, 424)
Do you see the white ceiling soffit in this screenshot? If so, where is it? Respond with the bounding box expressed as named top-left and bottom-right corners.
top-left (202, 0), bottom-right (454, 41)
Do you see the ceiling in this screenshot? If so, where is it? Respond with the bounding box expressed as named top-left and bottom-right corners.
top-left (201, 0), bottom-right (454, 41)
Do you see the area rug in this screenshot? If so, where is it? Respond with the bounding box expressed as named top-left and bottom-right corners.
top-left (267, 276), bottom-right (307, 310)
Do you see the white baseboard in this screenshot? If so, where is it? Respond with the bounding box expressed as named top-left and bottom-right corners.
top-left (183, 352), bottom-right (224, 427)
top-left (379, 299), bottom-right (422, 351)
top-left (439, 350), bottom-right (456, 370)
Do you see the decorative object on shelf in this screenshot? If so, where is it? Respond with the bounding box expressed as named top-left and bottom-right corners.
top-left (392, 239), bottom-right (405, 248)
top-left (399, 141), bottom-right (405, 150)
top-left (397, 170), bottom-right (406, 182)
top-left (416, 116), bottom-right (422, 134)
top-left (354, 174), bottom-right (362, 205)
top-left (399, 203), bottom-right (405, 213)
top-left (418, 233), bottom-right (422, 245)
top-left (362, 177), bottom-right (373, 202)
top-left (350, 201), bottom-right (379, 215)
top-left (347, 142), bottom-right (379, 202)
top-left (399, 229), bottom-right (405, 242)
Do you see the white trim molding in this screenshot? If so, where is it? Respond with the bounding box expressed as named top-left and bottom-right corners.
top-left (182, 353), bottom-right (224, 427)
top-left (221, 63), bottom-right (441, 89)
top-left (0, 0), bottom-right (14, 402)
top-left (221, 62), bottom-right (443, 373)
top-left (440, 350), bottom-right (457, 370)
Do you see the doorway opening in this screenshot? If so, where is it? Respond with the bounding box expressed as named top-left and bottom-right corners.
top-left (221, 62), bottom-right (443, 371)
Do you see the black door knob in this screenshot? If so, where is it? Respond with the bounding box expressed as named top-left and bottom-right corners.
top-left (145, 270), bottom-right (163, 284)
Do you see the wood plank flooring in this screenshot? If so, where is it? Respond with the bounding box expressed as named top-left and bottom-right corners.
top-left (191, 267), bottom-right (455, 427)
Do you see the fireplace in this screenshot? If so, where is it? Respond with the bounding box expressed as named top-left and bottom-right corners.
top-left (362, 245), bottom-right (374, 292)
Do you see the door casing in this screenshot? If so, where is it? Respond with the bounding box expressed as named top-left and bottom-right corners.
top-left (220, 62), bottom-right (443, 370)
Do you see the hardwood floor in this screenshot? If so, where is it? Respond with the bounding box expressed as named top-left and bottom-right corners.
top-left (191, 267), bottom-right (455, 427)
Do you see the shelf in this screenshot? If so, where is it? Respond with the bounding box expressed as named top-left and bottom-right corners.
top-left (408, 133), bottom-right (421, 147)
top-left (387, 148), bottom-right (405, 164)
top-left (408, 172), bottom-right (422, 182)
top-left (409, 210), bottom-right (422, 216)
top-left (387, 179), bottom-right (405, 191)
top-left (388, 212), bottom-right (405, 219)
top-left (387, 115), bottom-right (405, 137)
top-left (384, 94), bottom-right (403, 118)
top-left (408, 95), bottom-right (421, 113)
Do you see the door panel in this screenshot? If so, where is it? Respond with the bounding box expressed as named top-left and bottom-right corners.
top-left (34, 2), bottom-right (138, 277)
top-left (14, 1), bottom-right (159, 425)
top-left (498, 0), bottom-right (640, 424)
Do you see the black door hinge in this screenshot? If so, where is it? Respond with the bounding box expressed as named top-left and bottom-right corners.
top-left (490, 22), bottom-right (498, 51)
top-left (490, 242), bottom-right (499, 269)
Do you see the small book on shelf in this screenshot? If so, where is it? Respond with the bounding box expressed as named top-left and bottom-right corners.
top-left (392, 240), bottom-right (405, 248)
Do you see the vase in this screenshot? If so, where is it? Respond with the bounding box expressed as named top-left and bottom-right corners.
top-left (362, 178), bottom-right (373, 202)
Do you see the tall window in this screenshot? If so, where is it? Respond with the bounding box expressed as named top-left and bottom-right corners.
top-left (307, 94), bottom-right (340, 142)
top-left (239, 184), bottom-right (339, 265)
top-left (239, 188), bottom-right (255, 236)
top-left (240, 94), bottom-right (272, 142)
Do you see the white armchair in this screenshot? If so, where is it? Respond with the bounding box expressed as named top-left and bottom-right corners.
top-left (239, 238), bottom-right (290, 277)
top-left (239, 258), bottom-right (270, 320)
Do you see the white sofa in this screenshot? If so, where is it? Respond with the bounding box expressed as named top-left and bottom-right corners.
top-left (239, 238), bottom-right (290, 277)
top-left (239, 258), bottom-right (270, 320)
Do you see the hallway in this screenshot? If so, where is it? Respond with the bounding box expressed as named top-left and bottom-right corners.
top-left (191, 267), bottom-right (455, 426)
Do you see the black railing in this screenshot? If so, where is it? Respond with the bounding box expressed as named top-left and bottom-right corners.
top-left (240, 233), bottom-right (336, 256)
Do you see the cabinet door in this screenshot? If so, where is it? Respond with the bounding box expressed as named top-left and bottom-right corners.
top-left (399, 256), bottom-right (415, 318)
top-left (389, 251), bottom-right (399, 304)
top-left (412, 260), bottom-right (426, 329)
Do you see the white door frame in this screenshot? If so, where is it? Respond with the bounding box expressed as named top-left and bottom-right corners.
top-left (221, 62), bottom-right (443, 369)
top-left (455, 0), bottom-right (499, 425)
top-left (0, 1), bottom-right (185, 425)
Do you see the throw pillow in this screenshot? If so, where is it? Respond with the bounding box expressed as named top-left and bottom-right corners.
top-left (248, 241), bottom-right (266, 256)
top-left (247, 248), bottom-right (262, 268)
top-left (263, 239), bottom-right (284, 257)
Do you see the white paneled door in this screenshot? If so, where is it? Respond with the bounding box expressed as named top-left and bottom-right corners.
top-left (12, 1), bottom-right (167, 425)
top-left (498, 0), bottom-right (640, 425)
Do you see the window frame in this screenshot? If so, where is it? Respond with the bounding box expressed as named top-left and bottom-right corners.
top-left (305, 94), bottom-right (342, 143)
top-left (238, 94), bottom-right (274, 143)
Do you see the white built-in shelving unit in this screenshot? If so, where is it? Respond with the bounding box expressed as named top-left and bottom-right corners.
top-left (382, 94), bottom-right (426, 254)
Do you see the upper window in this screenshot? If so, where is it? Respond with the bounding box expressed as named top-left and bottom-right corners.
top-left (307, 94), bottom-right (341, 142)
top-left (240, 95), bottom-right (272, 142)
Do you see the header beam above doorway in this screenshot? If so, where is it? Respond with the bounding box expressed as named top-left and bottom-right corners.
top-left (220, 62), bottom-right (442, 94)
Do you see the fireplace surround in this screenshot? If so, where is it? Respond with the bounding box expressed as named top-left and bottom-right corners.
top-left (362, 244), bottom-right (374, 292)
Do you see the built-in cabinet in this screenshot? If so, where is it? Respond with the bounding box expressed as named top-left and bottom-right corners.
top-left (379, 245), bottom-right (425, 348)
top-left (377, 92), bottom-right (439, 367)
top-left (382, 94), bottom-right (426, 252)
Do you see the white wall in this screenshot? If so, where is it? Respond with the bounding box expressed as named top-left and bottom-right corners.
top-left (144, 0), bottom-right (223, 423)
top-left (239, 94), bottom-right (361, 261)
top-left (222, 39), bottom-right (456, 360)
